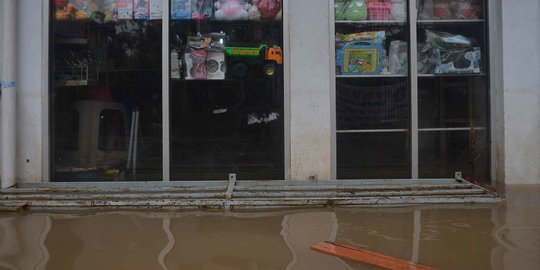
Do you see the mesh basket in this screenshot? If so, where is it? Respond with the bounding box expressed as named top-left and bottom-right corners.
top-left (367, 2), bottom-right (391, 21)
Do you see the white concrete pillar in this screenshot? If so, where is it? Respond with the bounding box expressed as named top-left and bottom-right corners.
top-left (1, 0), bottom-right (17, 188)
top-left (289, 0), bottom-right (333, 180)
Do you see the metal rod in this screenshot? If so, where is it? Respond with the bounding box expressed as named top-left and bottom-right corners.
top-left (162, 0), bottom-right (171, 182)
top-left (133, 111), bottom-right (140, 177)
top-left (409, 1), bottom-right (419, 179)
top-left (1, 0), bottom-right (18, 189)
top-left (337, 129), bottom-right (409, 133)
top-left (127, 111), bottom-right (136, 170)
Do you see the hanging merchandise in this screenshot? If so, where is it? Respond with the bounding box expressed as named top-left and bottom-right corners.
top-left (214, 0), bottom-right (251, 20)
top-left (171, 0), bottom-right (192, 19)
top-left (55, 0), bottom-right (102, 21)
top-left (149, 0), bottom-right (162, 19)
top-left (191, 0), bottom-right (213, 20)
top-left (133, 0), bottom-right (150, 19)
top-left (117, 0), bottom-right (134, 20)
top-left (251, 0), bottom-right (281, 20)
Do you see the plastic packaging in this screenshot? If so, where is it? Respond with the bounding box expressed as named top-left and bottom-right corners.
top-left (388, 40), bottom-right (408, 75)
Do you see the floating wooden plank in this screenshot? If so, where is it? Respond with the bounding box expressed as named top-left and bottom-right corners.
top-left (311, 241), bottom-right (438, 270)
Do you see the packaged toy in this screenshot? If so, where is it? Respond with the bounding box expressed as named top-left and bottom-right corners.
top-left (389, 0), bottom-right (406, 21)
top-left (336, 41), bottom-right (383, 75)
top-left (171, 0), bottom-right (191, 19)
top-left (388, 40), bottom-right (408, 75)
top-left (251, 0), bottom-right (281, 20)
top-left (214, 0), bottom-right (251, 20)
top-left (134, 0), bottom-right (150, 19)
top-left (191, 0), bottom-right (213, 20)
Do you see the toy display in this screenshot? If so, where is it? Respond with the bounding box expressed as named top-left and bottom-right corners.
top-left (117, 0), bottom-right (134, 20)
top-left (251, 0), bottom-right (281, 20)
top-left (345, 0), bottom-right (368, 21)
top-left (214, 0), bottom-right (251, 20)
top-left (418, 30), bottom-right (481, 74)
top-left (133, 0), bottom-right (150, 19)
top-left (417, 0), bottom-right (482, 20)
top-left (335, 0), bottom-right (407, 21)
top-left (182, 32), bottom-right (227, 80)
top-left (171, 0), bottom-right (192, 19)
top-left (388, 40), bottom-right (407, 75)
top-left (225, 44), bottom-right (283, 78)
top-left (336, 31), bottom-right (385, 75)
top-left (191, 0), bottom-right (213, 19)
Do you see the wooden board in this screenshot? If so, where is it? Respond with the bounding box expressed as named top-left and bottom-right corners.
top-left (311, 241), bottom-right (438, 270)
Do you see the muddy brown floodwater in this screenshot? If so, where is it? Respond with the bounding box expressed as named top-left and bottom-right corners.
top-left (1, 185), bottom-right (539, 270)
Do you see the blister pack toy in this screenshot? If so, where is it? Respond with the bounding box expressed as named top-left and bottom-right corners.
top-left (336, 41), bottom-right (383, 75)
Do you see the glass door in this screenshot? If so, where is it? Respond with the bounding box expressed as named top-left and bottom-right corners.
top-left (334, 0), bottom-right (411, 179)
top-left (168, 0), bottom-right (285, 180)
top-left (50, 0), bottom-right (163, 181)
top-left (416, 0), bottom-right (490, 182)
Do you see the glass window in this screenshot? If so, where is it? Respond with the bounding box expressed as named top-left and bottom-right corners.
top-left (169, 0), bottom-right (285, 180)
top-left (51, 0), bottom-right (163, 181)
top-left (416, 0), bottom-right (490, 182)
top-left (334, 0), bottom-right (411, 179)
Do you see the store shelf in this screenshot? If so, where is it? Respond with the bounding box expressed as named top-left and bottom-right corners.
top-left (336, 74), bottom-right (407, 78)
top-left (418, 73), bottom-right (486, 78)
top-left (55, 38), bottom-right (88, 45)
top-left (417, 19), bottom-right (484, 24)
top-left (55, 65), bottom-right (99, 87)
top-left (335, 20), bottom-right (406, 25)
top-left (418, 127), bottom-right (487, 132)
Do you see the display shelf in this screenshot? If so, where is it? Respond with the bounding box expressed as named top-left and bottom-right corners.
top-left (55, 37), bottom-right (88, 44)
top-left (417, 19), bottom-right (484, 24)
top-left (418, 73), bottom-right (486, 78)
top-left (418, 127), bottom-right (488, 132)
top-left (55, 65), bottom-right (99, 87)
top-left (336, 74), bottom-right (407, 78)
top-left (335, 20), bottom-right (406, 25)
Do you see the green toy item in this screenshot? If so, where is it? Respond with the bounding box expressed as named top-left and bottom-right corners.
top-left (335, 0), bottom-right (347, 20)
top-left (345, 0), bottom-right (368, 21)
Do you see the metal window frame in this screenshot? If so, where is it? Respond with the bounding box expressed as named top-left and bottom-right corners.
top-left (330, 0), bottom-right (499, 182)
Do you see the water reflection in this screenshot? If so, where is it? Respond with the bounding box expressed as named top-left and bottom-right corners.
top-left (1, 185), bottom-right (539, 270)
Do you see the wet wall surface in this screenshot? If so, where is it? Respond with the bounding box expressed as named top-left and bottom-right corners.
top-left (0, 185), bottom-right (539, 270)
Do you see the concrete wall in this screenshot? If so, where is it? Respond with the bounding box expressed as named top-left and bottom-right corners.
top-left (502, 0), bottom-right (540, 184)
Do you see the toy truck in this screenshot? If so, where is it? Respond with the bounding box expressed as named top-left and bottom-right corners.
top-left (224, 44), bottom-right (283, 78)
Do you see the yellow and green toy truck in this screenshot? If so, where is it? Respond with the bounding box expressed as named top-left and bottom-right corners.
top-left (224, 45), bottom-right (283, 78)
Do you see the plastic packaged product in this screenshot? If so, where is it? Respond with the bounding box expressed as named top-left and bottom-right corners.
top-left (191, 0), bottom-right (213, 20)
top-left (434, 47), bottom-right (481, 74)
top-left (417, 0), bottom-right (434, 20)
top-left (388, 40), bottom-right (408, 75)
top-left (389, 0), bottom-right (407, 21)
top-left (426, 30), bottom-right (472, 49)
top-left (342, 31), bottom-right (386, 43)
top-left (335, 0), bottom-right (347, 20)
top-left (171, 0), bottom-right (191, 19)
